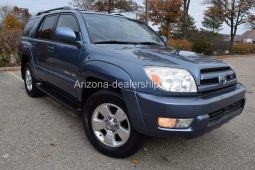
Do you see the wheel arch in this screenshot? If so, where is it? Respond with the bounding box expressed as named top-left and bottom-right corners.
top-left (76, 61), bottom-right (130, 101)
top-left (77, 61), bottom-right (133, 105)
top-left (77, 61), bottom-right (147, 134)
top-left (20, 46), bottom-right (36, 80)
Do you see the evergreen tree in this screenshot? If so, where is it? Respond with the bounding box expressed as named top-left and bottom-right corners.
top-left (202, 7), bottom-right (223, 33)
top-left (172, 15), bottom-right (197, 40)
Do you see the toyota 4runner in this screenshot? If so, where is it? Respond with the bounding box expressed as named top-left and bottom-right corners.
top-left (19, 7), bottom-right (246, 158)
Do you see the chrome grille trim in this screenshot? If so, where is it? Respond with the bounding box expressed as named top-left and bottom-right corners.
top-left (198, 67), bottom-right (237, 93)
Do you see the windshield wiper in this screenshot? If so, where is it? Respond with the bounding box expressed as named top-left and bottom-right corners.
top-left (135, 42), bottom-right (162, 46)
top-left (94, 41), bottom-right (162, 46)
top-left (94, 41), bottom-right (137, 44)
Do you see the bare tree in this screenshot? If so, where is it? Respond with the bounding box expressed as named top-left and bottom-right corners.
top-left (69, 0), bottom-right (95, 10)
top-left (11, 6), bottom-right (31, 29)
top-left (95, 0), bottom-right (115, 13)
top-left (69, 0), bottom-right (137, 13)
top-left (95, 0), bottom-right (137, 13)
top-left (182, 0), bottom-right (191, 39)
top-left (248, 15), bottom-right (255, 29)
top-left (0, 5), bottom-right (12, 23)
top-left (204, 0), bottom-right (255, 52)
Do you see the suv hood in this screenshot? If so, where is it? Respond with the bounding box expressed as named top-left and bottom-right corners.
top-left (91, 44), bottom-right (234, 94)
top-left (94, 44), bottom-right (227, 69)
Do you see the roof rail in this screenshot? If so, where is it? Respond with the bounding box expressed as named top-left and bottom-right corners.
top-left (36, 6), bottom-right (72, 16)
top-left (114, 13), bottom-right (125, 17)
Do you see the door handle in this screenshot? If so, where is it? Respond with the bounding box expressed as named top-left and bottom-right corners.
top-left (31, 42), bottom-right (37, 47)
top-left (48, 45), bottom-right (55, 52)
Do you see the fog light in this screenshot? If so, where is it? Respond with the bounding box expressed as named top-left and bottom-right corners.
top-left (158, 118), bottom-right (177, 128)
top-left (158, 118), bottom-right (193, 128)
top-left (175, 119), bottom-right (193, 128)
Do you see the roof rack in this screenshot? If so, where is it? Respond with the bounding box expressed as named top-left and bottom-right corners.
top-left (36, 6), bottom-right (72, 16)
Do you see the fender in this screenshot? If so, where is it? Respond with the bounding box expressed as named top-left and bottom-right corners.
top-left (20, 40), bottom-right (38, 79)
top-left (77, 61), bottom-right (134, 99)
top-left (77, 60), bottom-right (134, 101)
top-left (76, 60), bottom-right (148, 134)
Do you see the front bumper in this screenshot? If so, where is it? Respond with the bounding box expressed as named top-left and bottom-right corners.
top-left (122, 83), bottom-right (246, 138)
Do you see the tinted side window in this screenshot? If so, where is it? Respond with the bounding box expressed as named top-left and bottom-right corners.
top-left (56, 14), bottom-right (80, 41)
top-left (37, 15), bottom-right (57, 40)
top-left (24, 18), bottom-right (38, 37)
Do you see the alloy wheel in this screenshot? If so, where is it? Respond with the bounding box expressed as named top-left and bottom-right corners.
top-left (91, 103), bottom-right (131, 147)
top-left (25, 69), bottom-right (33, 91)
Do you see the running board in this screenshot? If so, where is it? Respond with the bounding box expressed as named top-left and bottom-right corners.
top-left (37, 83), bottom-right (82, 114)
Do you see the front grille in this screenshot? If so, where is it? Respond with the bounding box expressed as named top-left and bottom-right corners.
top-left (200, 74), bottom-right (236, 85)
top-left (198, 66), bottom-right (237, 93)
top-left (208, 99), bottom-right (245, 124)
top-left (200, 67), bottom-right (231, 74)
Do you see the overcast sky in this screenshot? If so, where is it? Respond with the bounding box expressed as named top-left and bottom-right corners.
top-left (0, 0), bottom-right (250, 35)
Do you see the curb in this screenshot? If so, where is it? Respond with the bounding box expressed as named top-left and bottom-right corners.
top-left (0, 67), bottom-right (21, 72)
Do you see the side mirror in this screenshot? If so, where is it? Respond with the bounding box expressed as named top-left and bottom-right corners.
top-left (160, 35), bottom-right (168, 44)
top-left (55, 27), bottom-right (81, 46)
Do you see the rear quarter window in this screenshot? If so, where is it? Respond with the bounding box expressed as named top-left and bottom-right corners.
top-left (23, 18), bottom-right (39, 37)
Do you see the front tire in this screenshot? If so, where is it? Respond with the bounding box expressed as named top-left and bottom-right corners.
top-left (24, 63), bottom-right (43, 97)
top-left (83, 90), bottom-right (141, 158)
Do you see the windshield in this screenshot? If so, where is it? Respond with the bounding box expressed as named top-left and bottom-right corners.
top-left (83, 13), bottom-right (165, 46)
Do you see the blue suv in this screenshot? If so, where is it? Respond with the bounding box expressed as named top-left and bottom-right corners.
top-left (19, 7), bottom-right (246, 158)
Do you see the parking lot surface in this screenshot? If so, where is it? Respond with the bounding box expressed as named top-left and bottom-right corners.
top-left (0, 56), bottom-right (255, 170)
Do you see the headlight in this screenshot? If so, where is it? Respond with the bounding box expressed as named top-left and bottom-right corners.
top-left (144, 67), bottom-right (197, 92)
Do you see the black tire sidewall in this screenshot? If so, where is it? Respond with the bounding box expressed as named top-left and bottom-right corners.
top-left (83, 90), bottom-right (141, 158)
top-left (24, 63), bottom-right (42, 97)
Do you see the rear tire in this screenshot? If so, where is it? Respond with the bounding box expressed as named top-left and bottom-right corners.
top-left (24, 63), bottom-right (43, 97)
top-left (83, 90), bottom-right (141, 158)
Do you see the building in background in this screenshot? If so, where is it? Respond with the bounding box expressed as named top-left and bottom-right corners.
top-left (225, 30), bottom-right (255, 44)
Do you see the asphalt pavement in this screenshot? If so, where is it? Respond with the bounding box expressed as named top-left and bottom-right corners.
top-left (0, 56), bottom-right (255, 170)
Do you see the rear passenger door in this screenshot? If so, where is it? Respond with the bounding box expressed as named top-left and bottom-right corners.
top-left (33, 15), bottom-right (58, 79)
top-left (48, 14), bottom-right (82, 98)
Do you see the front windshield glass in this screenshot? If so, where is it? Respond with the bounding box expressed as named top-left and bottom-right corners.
top-left (83, 13), bottom-right (165, 46)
